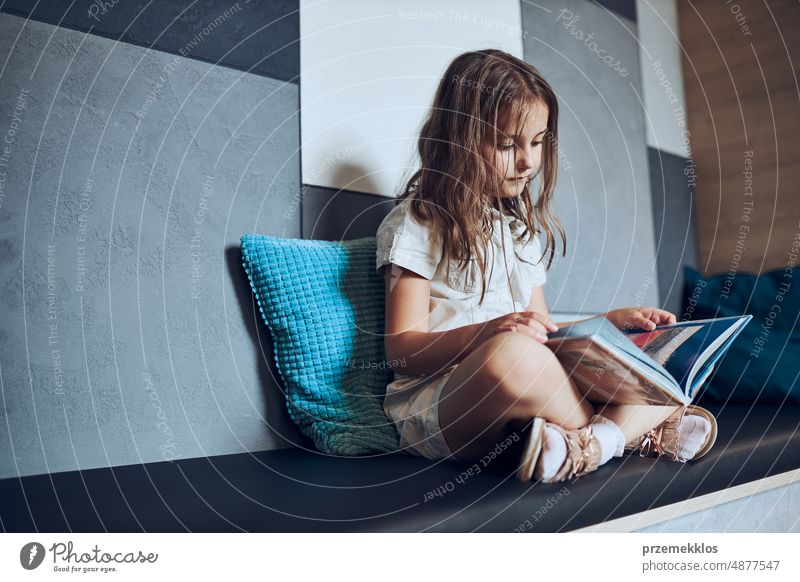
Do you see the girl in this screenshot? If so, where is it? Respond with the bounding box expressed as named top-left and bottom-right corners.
top-left (375, 49), bottom-right (715, 483)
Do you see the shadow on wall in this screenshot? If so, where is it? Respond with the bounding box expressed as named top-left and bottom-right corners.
top-left (225, 246), bottom-right (314, 450)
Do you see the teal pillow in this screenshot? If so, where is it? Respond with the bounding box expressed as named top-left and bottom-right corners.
top-left (683, 265), bottom-right (800, 404)
top-left (240, 234), bottom-right (399, 455)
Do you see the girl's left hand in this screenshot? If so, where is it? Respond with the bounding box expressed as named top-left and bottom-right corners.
top-left (604, 307), bottom-right (677, 332)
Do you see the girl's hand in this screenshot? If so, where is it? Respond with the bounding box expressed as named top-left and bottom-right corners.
top-left (476, 311), bottom-right (559, 345)
top-left (604, 307), bottom-right (677, 332)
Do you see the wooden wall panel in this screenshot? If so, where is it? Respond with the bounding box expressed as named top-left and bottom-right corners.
top-left (678, 0), bottom-right (800, 276)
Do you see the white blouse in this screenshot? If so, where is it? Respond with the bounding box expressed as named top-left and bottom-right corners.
top-left (375, 196), bottom-right (548, 394)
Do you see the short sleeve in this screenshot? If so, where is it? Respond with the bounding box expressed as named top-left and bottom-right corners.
top-left (511, 220), bottom-right (547, 288)
top-left (375, 201), bottom-right (443, 280)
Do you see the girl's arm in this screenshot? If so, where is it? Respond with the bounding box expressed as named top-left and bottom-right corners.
top-left (383, 266), bottom-right (489, 376)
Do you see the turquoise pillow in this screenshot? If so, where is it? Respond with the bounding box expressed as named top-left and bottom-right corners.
top-left (240, 234), bottom-right (400, 455)
top-left (683, 265), bottom-right (800, 404)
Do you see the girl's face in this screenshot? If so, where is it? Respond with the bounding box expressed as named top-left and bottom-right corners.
top-left (481, 103), bottom-right (549, 198)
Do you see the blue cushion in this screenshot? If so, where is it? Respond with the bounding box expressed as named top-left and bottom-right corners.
top-left (682, 265), bottom-right (800, 404)
top-left (240, 234), bottom-right (400, 455)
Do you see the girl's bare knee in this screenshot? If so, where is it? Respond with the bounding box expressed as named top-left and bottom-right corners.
top-left (479, 332), bottom-right (547, 382)
top-left (473, 332), bottom-right (595, 428)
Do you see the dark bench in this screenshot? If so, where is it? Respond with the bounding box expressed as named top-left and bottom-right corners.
top-left (2, 402), bottom-right (797, 532)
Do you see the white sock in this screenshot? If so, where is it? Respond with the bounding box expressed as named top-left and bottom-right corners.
top-left (678, 415), bottom-right (711, 459)
top-left (533, 416), bottom-right (625, 480)
top-left (590, 414), bottom-right (626, 463)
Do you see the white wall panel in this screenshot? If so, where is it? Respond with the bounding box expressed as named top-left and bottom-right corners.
top-left (300, 0), bottom-right (524, 196)
top-left (637, 0), bottom-right (688, 156)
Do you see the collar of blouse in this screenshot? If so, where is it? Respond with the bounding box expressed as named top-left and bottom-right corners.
top-left (483, 205), bottom-right (527, 237)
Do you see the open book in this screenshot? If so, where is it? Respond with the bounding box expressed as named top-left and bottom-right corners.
top-left (544, 314), bottom-right (753, 406)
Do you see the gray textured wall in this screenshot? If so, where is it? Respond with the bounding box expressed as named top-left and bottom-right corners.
top-left (521, 0), bottom-right (660, 313)
top-left (0, 13), bottom-right (303, 479)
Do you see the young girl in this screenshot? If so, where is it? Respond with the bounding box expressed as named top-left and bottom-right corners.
top-left (375, 49), bottom-right (715, 483)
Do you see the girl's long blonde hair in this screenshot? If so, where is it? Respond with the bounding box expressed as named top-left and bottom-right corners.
top-left (397, 48), bottom-right (566, 306)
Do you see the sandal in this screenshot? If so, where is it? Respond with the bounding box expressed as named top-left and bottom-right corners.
top-left (515, 419), bottom-right (603, 483)
top-left (624, 405), bottom-right (718, 462)
top-left (540, 423), bottom-right (603, 483)
top-left (515, 417), bottom-right (546, 482)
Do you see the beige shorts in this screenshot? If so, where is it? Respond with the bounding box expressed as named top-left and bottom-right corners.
top-left (383, 365), bottom-right (459, 460)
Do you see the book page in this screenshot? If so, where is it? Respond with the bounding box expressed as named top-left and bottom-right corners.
top-left (622, 316), bottom-right (750, 393)
top-left (626, 327), bottom-right (701, 365)
top-left (551, 340), bottom-right (685, 406)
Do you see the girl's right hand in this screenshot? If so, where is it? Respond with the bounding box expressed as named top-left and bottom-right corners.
top-left (477, 311), bottom-right (559, 345)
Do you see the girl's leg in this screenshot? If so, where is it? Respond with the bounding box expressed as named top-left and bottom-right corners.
top-left (437, 330), bottom-right (709, 469)
top-left (593, 404), bottom-right (679, 444)
top-left (438, 331), bottom-right (594, 462)
top-left (596, 403), bottom-right (713, 461)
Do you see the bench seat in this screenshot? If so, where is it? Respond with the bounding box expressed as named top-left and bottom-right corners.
top-left (2, 403), bottom-right (798, 532)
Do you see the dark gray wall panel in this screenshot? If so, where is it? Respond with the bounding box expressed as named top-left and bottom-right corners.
top-left (0, 0), bottom-right (299, 84)
top-left (648, 146), bottom-right (698, 316)
top-left (302, 185), bottom-right (393, 241)
top-left (592, 0), bottom-right (637, 22)
top-left (521, 0), bottom-right (659, 313)
top-left (0, 13), bottom-right (304, 479)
